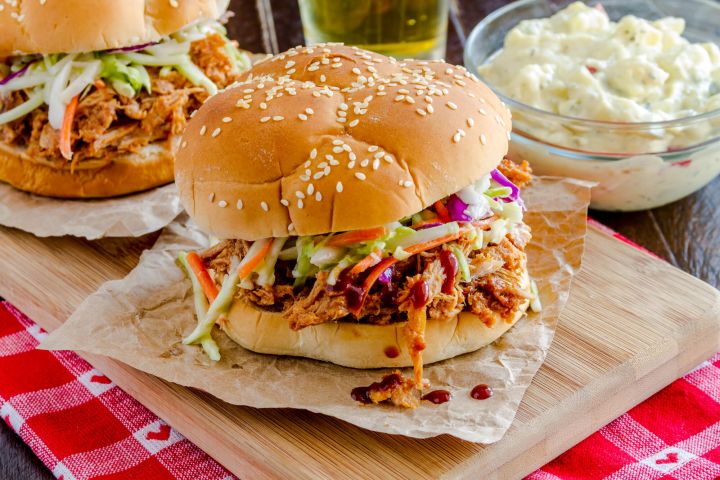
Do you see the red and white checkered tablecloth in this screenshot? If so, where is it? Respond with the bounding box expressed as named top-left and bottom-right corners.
top-left (1, 290), bottom-right (719, 478)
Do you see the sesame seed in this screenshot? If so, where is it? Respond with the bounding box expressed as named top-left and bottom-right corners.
top-left (300, 175), bottom-right (310, 181)
top-left (467, 118), bottom-right (475, 128)
top-left (453, 132), bottom-right (462, 143)
top-left (261, 201), bottom-right (269, 212)
top-left (332, 146), bottom-right (343, 154)
top-left (320, 75), bottom-right (327, 82)
top-left (288, 223), bottom-right (294, 231)
top-left (336, 181), bottom-right (344, 192)
top-left (307, 184), bottom-right (315, 195)
top-left (273, 116), bottom-right (285, 121)
top-left (285, 60), bottom-right (296, 68)
top-left (306, 108), bottom-right (314, 115)
top-left (324, 166), bottom-right (331, 175)
top-left (395, 95), bottom-right (405, 102)
top-left (403, 180), bottom-right (413, 188)
top-left (297, 199), bottom-right (304, 209)
top-left (313, 172), bottom-right (324, 180)
top-left (200, 125), bottom-right (207, 136)
top-left (447, 102), bottom-right (458, 110)
top-left (211, 128), bottom-right (221, 138)
top-left (374, 152), bottom-right (384, 159)
top-left (360, 159), bottom-right (369, 167)
top-left (208, 193), bottom-right (215, 202)
top-left (338, 111), bottom-right (347, 117)
top-left (368, 145), bottom-right (379, 152)
top-left (260, 116), bottom-right (271, 123)
top-left (416, 108), bottom-right (426, 116)
top-left (260, 102), bottom-right (268, 110)
top-left (222, 117), bottom-right (232, 123)
top-left (296, 191), bottom-right (306, 199)
top-left (329, 158), bottom-right (340, 166)
top-left (325, 154), bottom-right (334, 161)
top-left (337, 118), bottom-right (346, 123)
top-left (349, 152), bottom-right (357, 161)
top-left (384, 154), bottom-right (393, 163)
top-left (218, 200), bottom-right (228, 208)
top-left (169, 0), bottom-right (179, 7)
top-left (480, 134), bottom-right (487, 145)
top-left (427, 104), bottom-right (434, 113)
top-left (332, 139), bottom-right (343, 145)
top-left (181, 141), bottom-right (188, 148)
top-left (349, 119), bottom-right (359, 127)
top-left (298, 113), bottom-right (308, 121)
top-left (348, 160), bottom-right (356, 169)
top-left (236, 199), bottom-right (244, 209)
top-left (310, 148), bottom-right (318, 159)
top-left (372, 159), bottom-right (380, 170)
top-left (342, 144), bottom-right (351, 152)
top-left (479, 108), bottom-right (487, 116)
top-left (405, 96), bottom-right (415, 104)
top-left (352, 67), bottom-right (362, 75)
top-left (280, 199), bottom-right (290, 207)
top-left (355, 172), bottom-right (366, 181)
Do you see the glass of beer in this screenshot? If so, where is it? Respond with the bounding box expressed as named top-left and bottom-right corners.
top-left (298, 0), bottom-right (449, 60)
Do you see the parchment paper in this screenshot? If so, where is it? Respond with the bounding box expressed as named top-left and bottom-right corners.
top-left (0, 183), bottom-right (183, 239)
top-left (41, 177), bottom-right (591, 443)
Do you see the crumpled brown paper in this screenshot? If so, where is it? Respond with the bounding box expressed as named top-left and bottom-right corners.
top-left (41, 177), bottom-right (591, 443)
top-left (0, 183), bottom-right (183, 239)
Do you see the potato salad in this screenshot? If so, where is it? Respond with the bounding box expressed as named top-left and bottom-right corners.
top-left (478, 1), bottom-right (720, 124)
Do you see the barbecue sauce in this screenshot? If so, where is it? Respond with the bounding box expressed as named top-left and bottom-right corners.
top-left (471, 384), bottom-right (493, 400)
top-left (333, 269), bottom-right (365, 312)
top-left (409, 279), bottom-right (429, 308)
top-left (384, 346), bottom-right (400, 358)
top-left (439, 249), bottom-right (459, 294)
top-left (421, 390), bottom-right (451, 404)
top-left (350, 373), bottom-right (403, 404)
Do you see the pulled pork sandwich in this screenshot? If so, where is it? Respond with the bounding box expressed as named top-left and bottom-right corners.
top-left (175, 44), bottom-right (540, 407)
top-left (0, 0), bottom-right (251, 198)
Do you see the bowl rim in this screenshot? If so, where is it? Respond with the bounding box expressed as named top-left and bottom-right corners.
top-left (463, 0), bottom-right (720, 130)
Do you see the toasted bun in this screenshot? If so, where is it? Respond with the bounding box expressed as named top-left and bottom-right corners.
top-left (176, 44), bottom-right (512, 240)
top-left (0, 0), bottom-right (228, 56)
top-left (0, 140), bottom-right (176, 198)
top-left (220, 269), bottom-right (530, 369)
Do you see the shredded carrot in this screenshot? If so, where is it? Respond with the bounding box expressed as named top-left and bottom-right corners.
top-left (348, 229), bottom-right (467, 315)
top-left (187, 252), bottom-right (218, 302)
top-left (93, 79), bottom-right (106, 89)
top-left (325, 227), bottom-right (387, 247)
top-left (59, 95), bottom-right (79, 161)
top-left (405, 307), bottom-right (427, 388)
top-left (349, 248), bottom-right (383, 275)
top-left (434, 201), bottom-right (450, 223)
top-left (237, 239), bottom-right (273, 279)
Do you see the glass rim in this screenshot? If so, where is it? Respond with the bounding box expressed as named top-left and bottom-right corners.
top-left (464, 0), bottom-right (720, 131)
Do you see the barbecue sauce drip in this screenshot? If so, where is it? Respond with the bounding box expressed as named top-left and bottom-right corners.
top-left (409, 279), bottom-right (429, 309)
top-left (439, 249), bottom-right (459, 294)
top-left (350, 373), bottom-right (403, 404)
top-left (421, 390), bottom-right (451, 404)
top-left (471, 384), bottom-right (493, 400)
top-left (333, 269), bottom-right (365, 312)
top-left (384, 346), bottom-right (400, 358)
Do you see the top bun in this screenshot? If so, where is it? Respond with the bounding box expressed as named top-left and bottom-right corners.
top-left (176, 44), bottom-right (511, 240)
top-left (0, 0), bottom-right (228, 55)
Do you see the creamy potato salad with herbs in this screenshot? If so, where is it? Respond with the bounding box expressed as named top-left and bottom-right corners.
top-left (478, 2), bottom-right (720, 124)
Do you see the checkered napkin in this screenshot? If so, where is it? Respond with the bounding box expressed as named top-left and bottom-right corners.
top-left (0, 302), bottom-right (234, 480)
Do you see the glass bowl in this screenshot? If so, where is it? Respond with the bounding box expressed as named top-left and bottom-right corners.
top-left (464, 0), bottom-right (720, 211)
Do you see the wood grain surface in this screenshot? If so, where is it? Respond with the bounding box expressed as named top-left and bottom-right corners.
top-left (2, 0), bottom-right (719, 478)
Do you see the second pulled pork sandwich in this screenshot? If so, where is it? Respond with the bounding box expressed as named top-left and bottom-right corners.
top-left (0, 0), bottom-right (251, 198)
top-left (175, 44), bottom-right (537, 406)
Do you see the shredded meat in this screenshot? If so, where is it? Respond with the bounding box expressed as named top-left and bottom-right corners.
top-left (352, 371), bottom-right (419, 408)
top-left (497, 157), bottom-right (532, 189)
top-left (0, 34), bottom-right (240, 166)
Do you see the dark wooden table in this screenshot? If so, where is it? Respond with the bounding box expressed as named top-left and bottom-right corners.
top-left (3, 1), bottom-right (718, 478)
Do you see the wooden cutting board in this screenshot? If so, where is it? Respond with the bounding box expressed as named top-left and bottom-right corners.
top-left (0, 223), bottom-right (718, 479)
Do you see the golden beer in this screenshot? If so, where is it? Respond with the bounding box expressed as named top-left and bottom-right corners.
top-left (298, 0), bottom-right (449, 60)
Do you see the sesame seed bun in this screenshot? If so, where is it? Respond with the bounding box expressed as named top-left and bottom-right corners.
top-left (220, 270), bottom-right (530, 369)
top-left (0, 139), bottom-right (176, 198)
top-left (0, 0), bottom-right (228, 56)
top-left (175, 44), bottom-right (512, 240)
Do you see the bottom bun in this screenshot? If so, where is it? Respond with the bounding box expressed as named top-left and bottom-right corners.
top-left (0, 139), bottom-right (177, 198)
top-left (221, 271), bottom-right (531, 369)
